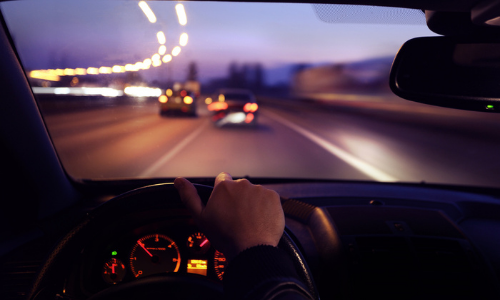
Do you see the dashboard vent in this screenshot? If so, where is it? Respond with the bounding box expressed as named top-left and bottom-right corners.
top-left (0, 260), bottom-right (40, 300)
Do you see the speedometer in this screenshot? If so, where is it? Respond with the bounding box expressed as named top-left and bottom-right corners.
top-left (129, 234), bottom-right (181, 278)
top-left (214, 250), bottom-right (228, 280)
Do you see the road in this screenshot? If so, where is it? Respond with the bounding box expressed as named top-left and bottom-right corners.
top-left (41, 96), bottom-right (500, 188)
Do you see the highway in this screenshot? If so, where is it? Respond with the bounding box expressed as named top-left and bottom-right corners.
top-left (42, 96), bottom-right (500, 188)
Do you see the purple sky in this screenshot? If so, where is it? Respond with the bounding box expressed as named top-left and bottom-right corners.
top-left (1, 1), bottom-right (436, 84)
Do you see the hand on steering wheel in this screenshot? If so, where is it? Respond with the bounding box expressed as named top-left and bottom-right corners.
top-left (175, 172), bottom-right (284, 261)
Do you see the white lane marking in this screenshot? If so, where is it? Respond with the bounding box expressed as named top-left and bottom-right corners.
top-left (266, 111), bottom-right (398, 182)
top-left (139, 120), bottom-right (209, 177)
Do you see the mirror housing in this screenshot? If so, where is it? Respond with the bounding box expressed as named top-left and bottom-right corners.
top-left (390, 36), bottom-right (500, 113)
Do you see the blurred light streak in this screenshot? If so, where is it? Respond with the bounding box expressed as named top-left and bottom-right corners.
top-left (139, 1), bottom-right (157, 23)
top-left (205, 97), bottom-right (212, 104)
top-left (208, 102), bottom-right (228, 111)
top-left (27, 2), bottom-right (190, 78)
top-left (143, 58), bottom-right (152, 69)
top-left (75, 68), bottom-right (87, 75)
top-left (162, 54), bottom-right (172, 63)
top-left (157, 31), bottom-right (166, 44)
top-left (159, 95), bottom-right (168, 103)
top-left (55, 88), bottom-right (70, 94)
top-left (99, 67), bottom-right (112, 74)
top-left (125, 64), bottom-right (135, 71)
top-left (83, 87), bottom-right (122, 97)
top-left (158, 45), bottom-right (167, 55)
top-left (112, 65), bottom-right (125, 73)
top-left (166, 89), bottom-right (173, 96)
top-left (218, 94), bottom-right (225, 102)
top-left (29, 70), bottom-right (60, 81)
top-left (32, 87), bottom-right (123, 97)
top-left (172, 46), bottom-right (181, 56)
top-left (124, 86), bottom-right (162, 97)
top-left (152, 53), bottom-right (161, 61)
top-left (152, 59), bottom-right (162, 67)
top-left (87, 67), bottom-right (99, 74)
top-left (135, 62), bottom-right (144, 70)
top-left (175, 4), bottom-right (187, 25)
top-left (183, 96), bottom-right (193, 104)
top-left (64, 68), bottom-right (75, 76)
top-left (180, 33), bottom-right (188, 46)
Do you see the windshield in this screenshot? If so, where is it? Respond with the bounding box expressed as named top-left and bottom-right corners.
top-left (2, 1), bottom-right (500, 187)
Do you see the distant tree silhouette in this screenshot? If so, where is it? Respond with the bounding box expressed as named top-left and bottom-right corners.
top-left (254, 63), bottom-right (264, 91)
top-left (227, 62), bottom-right (245, 88)
top-left (187, 62), bottom-right (198, 81)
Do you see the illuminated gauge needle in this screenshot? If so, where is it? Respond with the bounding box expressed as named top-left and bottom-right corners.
top-left (111, 263), bottom-right (117, 273)
top-left (200, 239), bottom-right (209, 247)
top-left (137, 240), bottom-right (153, 257)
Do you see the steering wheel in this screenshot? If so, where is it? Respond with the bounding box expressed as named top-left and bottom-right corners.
top-left (28, 183), bottom-right (319, 300)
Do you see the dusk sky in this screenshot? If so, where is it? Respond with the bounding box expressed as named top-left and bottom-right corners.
top-left (1, 1), bottom-right (436, 84)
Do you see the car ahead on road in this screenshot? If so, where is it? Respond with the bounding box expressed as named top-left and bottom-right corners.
top-left (2, 1), bottom-right (500, 300)
top-left (207, 89), bottom-right (258, 126)
top-left (159, 89), bottom-right (197, 116)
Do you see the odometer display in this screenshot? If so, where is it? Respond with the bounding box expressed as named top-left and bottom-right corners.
top-left (129, 234), bottom-right (181, 278)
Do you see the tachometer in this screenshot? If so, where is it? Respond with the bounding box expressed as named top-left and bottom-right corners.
top-left (129, 234), bottom-right (181, 278)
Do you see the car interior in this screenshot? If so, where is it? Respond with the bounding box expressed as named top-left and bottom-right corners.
top-left (1, 0), bottom-right (500, 299)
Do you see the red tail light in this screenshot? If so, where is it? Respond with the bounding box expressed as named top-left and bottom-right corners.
top-left (243, 103), bottom-right (258, 113)
top-left (245, 113), bottom-right (254, 123)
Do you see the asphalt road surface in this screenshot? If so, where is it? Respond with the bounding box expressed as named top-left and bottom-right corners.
top-left (41, 95), bottom-right (500, 188)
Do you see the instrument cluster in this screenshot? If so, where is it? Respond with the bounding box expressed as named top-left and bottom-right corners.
top-left (82, 219), bottom-right (227, 293)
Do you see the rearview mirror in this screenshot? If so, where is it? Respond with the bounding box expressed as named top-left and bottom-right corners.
top-left (390, 36), bottom-right (500, 113)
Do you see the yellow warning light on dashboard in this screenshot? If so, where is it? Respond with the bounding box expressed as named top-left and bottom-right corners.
top-left (187, 259), bottom-right (207, 276)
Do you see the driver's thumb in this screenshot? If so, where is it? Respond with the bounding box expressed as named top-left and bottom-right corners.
top-left (174, 177), bottom-right (204, 218)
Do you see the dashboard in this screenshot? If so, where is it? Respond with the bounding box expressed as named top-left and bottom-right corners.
top-left (3, 182), bottom-right (500, 300)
